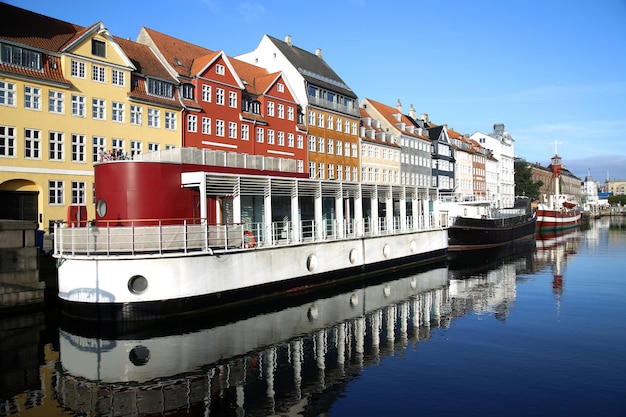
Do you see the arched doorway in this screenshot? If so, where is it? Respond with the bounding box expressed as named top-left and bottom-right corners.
top-left (0, 179), bottom-right (42, 226)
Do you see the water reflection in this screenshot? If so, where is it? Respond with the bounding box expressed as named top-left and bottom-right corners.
top-left (3, 224), bottom-right (595, 416)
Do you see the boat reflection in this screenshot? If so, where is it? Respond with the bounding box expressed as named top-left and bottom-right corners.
top-left (55, 250), bottom-right (533, 416)
top-left (535, 228), bottom-right (582, 301)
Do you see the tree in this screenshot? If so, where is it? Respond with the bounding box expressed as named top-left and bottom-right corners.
top-left (514, 159), bottom-right (543, 200)
top-left (608, 194), bottom-right (626, 205)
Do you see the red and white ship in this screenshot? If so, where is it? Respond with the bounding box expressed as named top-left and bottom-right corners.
top-left (536, 153), bottom-right (581, 231)
top-left (53, 148), bottom-right (448, 321)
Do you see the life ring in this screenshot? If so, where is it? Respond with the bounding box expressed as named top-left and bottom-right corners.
top-left (244, 230), bottom-right (256, 248)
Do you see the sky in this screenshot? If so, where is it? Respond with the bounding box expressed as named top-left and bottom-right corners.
top-left (8, 0), bottom-right (626, 182)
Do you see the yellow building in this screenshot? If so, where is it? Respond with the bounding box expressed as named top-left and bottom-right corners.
top-left (0, 3), bottom-right (181, 232)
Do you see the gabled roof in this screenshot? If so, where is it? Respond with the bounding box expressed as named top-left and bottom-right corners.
top-left (362, 98), bottom-right (430, 141)
top-left (139, 27), bottom-right (214, 78)
top-left (359, 108), bottom-right (400, 148)
top-left (115, 36), bottom-right (175, 81)
top-left (266, 35), bottom-right (357, 99)
top-left (0, 3), bottom-right (84, 52)
top-left (230, 57), bottom-right (278, 95)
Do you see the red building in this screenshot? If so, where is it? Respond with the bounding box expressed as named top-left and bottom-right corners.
top-left (136, 28), bottom-right (307, 173)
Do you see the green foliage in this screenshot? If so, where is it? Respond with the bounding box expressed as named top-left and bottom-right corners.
top-left (608, 194), bottom-right (626, 205)
top-left (514, 159), bottom-right (543, 200)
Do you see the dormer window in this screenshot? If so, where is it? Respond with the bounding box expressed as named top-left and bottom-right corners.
top-left (181, 84), bottom-right (194, 100)
top-left (91, 39), bottom-right (106, 58)
top-left (147, 78), bottom-right (173, 98)
top-left (1, 43), bottom-right (42, 70)
top-left (277, 82), bottom-right (284, 93)
top-left (216, 64), bottom-right (225, 75)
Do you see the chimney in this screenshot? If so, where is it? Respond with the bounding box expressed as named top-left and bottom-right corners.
top-left (315, 48), bottom-right (322, 58)
top-left (285, 35), bottom-right (292, 46)
top-left (396, 99), bottom-right (402, 113)
top-left (409, 104), bottom-right (416, 119)
top-left (421, 113), bottom-right (429, 123)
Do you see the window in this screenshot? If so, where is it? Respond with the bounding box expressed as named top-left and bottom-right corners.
top-left (148, 142), bottom-right (159, 152)
top-left (92, 98), bottom-right (105, 120)
top-left (308, 136), bottom-right (315, 151)
top-left (71, 181), bottom-right (86, 205)
top-left (24, 86), bottom-right (41, 110)
top-left (309, 162), bottom-right (316, 178)
top-left (278, 131), bottom-right (285, 146)
top-left (111, 138), bottom-right (124, 157)
top-left (130, 105), bottom-right (142, 125)
top-left (148, 108), bottom-right (160, 128)
top-left (288, 106), bottom-right (294, 121)
top-left (93, 136), bottom-right (105, 162)
top-left (345, 166), bottom-right (351, 181)
top-left (327, 115), bottom-right (333, 130)
top-left (344, 142), bottom-right (350, 157)
top-left (165, 111), bottom-right (176, 130)
top-left (0, 81), bottom-right (16, 106)
top-left (182, 84), bottom-right (194, 100)
top-left (147, 79), bottom-right (173, 98)
top-left (327, 138), bottom-right (333, 154)
top-left (92, 64), bottom-right (105, 83)
top-left (49, 180), bottom-right (63, 205)
top-left (24, 128), bottom-right (40, 159)
top-left (112, 69), bottom-right (125, 86)
top-left (202, 85), bottom-right (211, 102)
top-left (318, 113), bottom-right (323, 127)
top-left (352, 143), bottom-right (357, 157)
top-left (337, 165), bottom-right (342, 180)
top-left (336, 118), bottom-right (342, 132)
top-left (187, 115), bottom-right (197, 132)
top-left (112, 102), bottom-right (124, 122)
top-left (130, 140), bottom-right (142, 156)
top-left (48, 90), bottom-right (64, 113)
top-left (202, 117), bottom-right (211, 134)
top-left (256, 127), bottom-right (264, 143)
top-left (49, 131), bottom-right (64, 161)
top-left (241, 124), bottom-right (249, 141)
top-left (318, 163), bottom-right (325, 179)
top-left (351, 122), bottom-right (357, 135)
top-left (288, 133), bottom-right (294, 147)
top-left (1, 44), bottom-right (41, 70)
top-left (267, 129), bottom-right (275, 145)
top-left (71, 94), bottom-right (85, 117)
top-left (308, 111), bottom-right (315, 125)
top-left (267, 101), bottom-right (274, 117)
top-left (229, 122), bottom-right (237, 138)
top-left (345, 120), bottom-right (350, 133)
top-left (216, 88), bottom-right (224, 105)
top-left (71, 60), bottom-right (86, 78)
top-left (0, 125), bottom-right (16, 157)
top-left (71, 134), bottom-right (86, 162)
top-left (229, 91), bottom-right (237, 108)
top-left (216, 64), bottom-right (225, 75)
top-left (277, 83), bottom-right (284, 93)
top-left (336, 140), bottom-right (342, 155)
top-left (216, 120), bottom-right (224, 137)
top-left (318, 137), bottom-right (324, 153)
top-left (277, 104), bottom-right (284, 119)
top-left (91, 39), bottom-right (106, 57)
top-left (297, 135), bottom-right (303, 149)
top-left (297, 160), bottom-right (304, 173)
top-left (352, 167), bottom-right (357, 182)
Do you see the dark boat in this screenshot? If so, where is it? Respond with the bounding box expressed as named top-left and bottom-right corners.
top-left (444, 196), bottom-right (536, 251)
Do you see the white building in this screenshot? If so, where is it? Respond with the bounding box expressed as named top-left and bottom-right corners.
top-left (470, 124), bottom-right (515, 208)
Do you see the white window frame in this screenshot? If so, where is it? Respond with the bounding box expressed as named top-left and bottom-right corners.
top-left (216, 119), bottom-right (224, 137)
top-left (228, 121), bottom-right (237, 138)
top-left (228, 91), bottom-right (237, 108)
top-left (71, 134), bottom-right (86, 162)
top-left (202, 85), bottom-right (211, 102)
top-left (48, 180), bottom-right (64, 205)
top-left (202, 117), bottom-right (211, 135)
top-left (0, 81), bottom-right (16, 106)
top-left (130, 105), bottom-right (142, 125)
top-left (48, 131), bottom-right (64, 161)
top-left (0, 125), bottom-right (16, 157)
top-left (241, 124), bottom-right (249, 141)
top-left (71, 60), bottom-right (85, 78)
top-left (112, 102), bottom-right (124, 122)
top-left (111, 69), bottom-right (125, 86)
top-left (187, 114), bottom-right (197, 132)
top-left (165, 111), bottom-right (176, 130)
top-left (71, 181), bottom-right (86, 205)
top-left (48, 90), bottom-right (64, 114)
top-left (216, 88), bottom-right (224, 105)
top-left (24, 86), bottom-right (41, 110)
top-left (71, 94), bottom-right (85, 117)
top-left (24, 128), bottom-right (41, 159)
top-left (92, 98), bottom-right (105, 120)
top-left (148, 108), bottom-right (160, 128)
top-left (92, 64), bottom-right (105, 83)
top-left (93, 136), bottom-right (106, 162)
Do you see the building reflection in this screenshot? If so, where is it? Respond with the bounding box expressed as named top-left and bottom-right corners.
top-left (2, 236), bottom-right (554, 417)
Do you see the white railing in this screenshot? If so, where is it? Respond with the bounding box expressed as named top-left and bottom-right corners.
top-left (54, 214), bottom-right (442, 257)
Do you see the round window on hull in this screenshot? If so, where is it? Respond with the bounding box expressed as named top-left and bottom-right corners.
top-left (96, 198), bottom-right (107, 217)
top-left (128, 275), bottom-right (148, 294)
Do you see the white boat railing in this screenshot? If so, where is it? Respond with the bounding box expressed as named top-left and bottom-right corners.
top-left (53, 214), bottom-right (441, 257)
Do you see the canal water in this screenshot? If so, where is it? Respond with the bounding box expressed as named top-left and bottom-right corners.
top-left (1, 217), bottom-right (625, 417)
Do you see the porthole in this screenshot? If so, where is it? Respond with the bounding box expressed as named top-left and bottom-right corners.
top-left (350, 293), bottom-right (359, 307)
top-left (410, 240), bottom-right (417, 254)
top-left (128, 275), bottom-right (148, 294)
top-left (307, 304), bottom-right (319, 321)
top-left (383, 244), bottom-right (391, 258)
top-left (96, 198), bottom-right (107, 217)
top-left (383, 284), bottom-right (391, 297)
top-left (307, 254), bottom-right (318, 272)
top-left (349, 248), bottom-right (357, 264)
top-left (129, 345), bottom-right (150, 366)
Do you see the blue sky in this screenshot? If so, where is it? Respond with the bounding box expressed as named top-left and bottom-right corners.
top-left (9, 0), bottom-right (626, 182)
